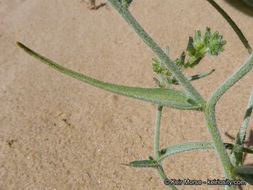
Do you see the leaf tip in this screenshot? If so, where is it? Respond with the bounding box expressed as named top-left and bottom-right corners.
top-left (16, 41), bottom-right (29, 52)
top-left (16, 41), bottom-right (23, 48)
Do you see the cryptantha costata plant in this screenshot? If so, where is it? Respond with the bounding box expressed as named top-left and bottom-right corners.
top-left (17, 0), bottom-right (253, 189)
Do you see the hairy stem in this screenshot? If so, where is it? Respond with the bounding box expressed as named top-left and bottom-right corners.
top-left (153, 104), bottom-right (177, 190)
top-left (205, 106), bottom-right (236, 190)
top-left (107, 0), bottom-right (205, 106)
top-left (154, 105), bottom-right (163, 160)
top-left (206, 0), bottom-right (252, 54)
top-left (204, 53), bottom-right (253, 189)
top-left (156, 165), bottom-right (179, 190)
top-left (209, 53), bottom-right (253, 105)
top-left (204, 105), bottom-right (235, 181)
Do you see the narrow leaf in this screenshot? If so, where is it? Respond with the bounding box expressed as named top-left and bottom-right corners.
top-left (123, 160), bottom-right (160, 168)
top-left (171, 69), bottom-right (215, 85)
top-left (159, 142), bottom-right (239, 162)
top-left (186, 37), bottom-right (195, 56)
top-left (194, 30), bottom-right (201, 41)
top-left (17, 42), bottom-right (202, 110)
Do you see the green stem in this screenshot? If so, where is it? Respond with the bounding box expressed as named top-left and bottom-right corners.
top-left (204, 109), bottom-right (236, 190)
top-left (204, 53), bottom-right (253, 189)
top-left (154, 105), bottom-right (163, 160)
top-left (107, 0), bottom-right (205, 106)
top-left (156, 165), bottom-right (179, 190)
top-left (204, 106), bottom-right (234, 179)
top-left (209, 53), bottom-right (253, 105)
top-left (206, 0), bottom-right (252, 54)
top-left (153, 104), bottom-right (177, 190)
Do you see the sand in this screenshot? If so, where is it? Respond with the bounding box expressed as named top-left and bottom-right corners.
top-left (0, 0), bottom-right (253, 189)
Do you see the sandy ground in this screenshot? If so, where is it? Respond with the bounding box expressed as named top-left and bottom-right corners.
top-left (0, 0), bottom-right (253, 189)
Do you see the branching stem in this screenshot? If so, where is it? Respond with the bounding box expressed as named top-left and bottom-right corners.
top-left (156, 165), bottom-right (179, 190)
top-left (107, 0), bottom-right (205, 106)
top-left (205, 53), bottom-right (253, 189)
top-left (106, 1), bottom-right (253, 189)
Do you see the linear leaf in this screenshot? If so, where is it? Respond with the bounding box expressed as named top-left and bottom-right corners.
top-left (17, 42), bottom-right (202, 110)
top-left (159, 142), bottom-right (245, 162)
top-left (123, 160), bottom-right (160, 168)
top-left (186, 69), bottom-right (215, 82)
top-left (171, 69), bottom-right (215, 85)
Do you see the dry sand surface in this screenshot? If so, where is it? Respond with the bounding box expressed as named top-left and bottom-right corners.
top-left (0, 0), bottom-right (253, 189)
